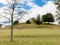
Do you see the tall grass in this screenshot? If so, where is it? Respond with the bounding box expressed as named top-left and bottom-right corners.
top-left (0, 24), bottom-right (60, 45)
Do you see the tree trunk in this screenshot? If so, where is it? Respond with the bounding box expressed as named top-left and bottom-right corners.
top-left (10, 17), bottom-right (13, 42)
top-left (10, 9), bottom-right (14, 42)
top-left (10, 15), bottom-right (13, 42)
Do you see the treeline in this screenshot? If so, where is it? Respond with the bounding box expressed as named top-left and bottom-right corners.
top-left (26, 13), bottom-right (54, 25)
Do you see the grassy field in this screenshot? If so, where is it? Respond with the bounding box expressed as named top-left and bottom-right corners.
top-left (0, 24), bottom-right (60, 45)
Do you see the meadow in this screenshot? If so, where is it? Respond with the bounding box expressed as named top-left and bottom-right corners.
top-left (0, 24), bottom-right (60, 45)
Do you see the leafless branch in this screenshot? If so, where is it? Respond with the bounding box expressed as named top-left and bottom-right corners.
top-left (0, 14), bottom-right (10, 20)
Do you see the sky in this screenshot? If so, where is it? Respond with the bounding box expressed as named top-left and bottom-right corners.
top-left (0, 0), bottom-right (58, 27)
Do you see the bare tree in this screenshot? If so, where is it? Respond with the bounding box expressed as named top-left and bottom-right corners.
top-left (0, 0), bottom-right (28, 42)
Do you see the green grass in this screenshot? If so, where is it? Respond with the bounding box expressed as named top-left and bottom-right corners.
top-left (0, 24), bottom-right (60, 45)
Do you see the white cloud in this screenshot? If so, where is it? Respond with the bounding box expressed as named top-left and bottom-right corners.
top-left (29, 1), bottom-right (57, 16)
top-left (41, 1), bottom-right (57, 15)
top-left (26, 1), bottom-right (34, 7)
top-left (0, 0), bottom-right (7, 4)
top-left (0, 0), bottom-right (34, 4)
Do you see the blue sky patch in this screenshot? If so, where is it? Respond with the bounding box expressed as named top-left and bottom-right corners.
top-left (17, 1), bottom-right (32, 10)
top-left (34, 0), bottom-right (46, 7)
top-left (0, 0), bottom-right (53, 9)
top-left (33, 0), bottom-right (53, 7)
top-left (0, 3), bottom-right (4, 8)
top-left (24, 5), bottom-right (32, 10)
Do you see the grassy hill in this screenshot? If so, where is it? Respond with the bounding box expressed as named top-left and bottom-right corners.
top-left (0, 24), bottom-right (60, 45)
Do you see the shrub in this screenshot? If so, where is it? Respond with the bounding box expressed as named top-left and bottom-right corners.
top-left (26, 20), bottom-right (31, 24)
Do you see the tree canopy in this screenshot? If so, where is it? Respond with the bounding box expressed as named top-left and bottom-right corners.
top-left (42, 13), bottom-right (54, 24)
top-left (35, 15), bottom-right (42, 25)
